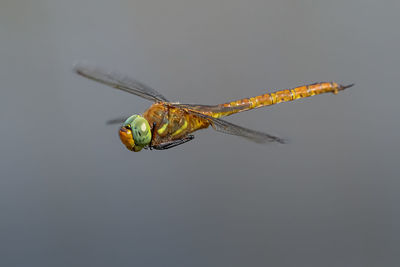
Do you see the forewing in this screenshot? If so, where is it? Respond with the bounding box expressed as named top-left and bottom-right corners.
top-left (106, 117), bottom-right (127, 125)
top-left (173, 106), bottom-right (286, 144)
top-left (74, 63), bottom-right (169, 102)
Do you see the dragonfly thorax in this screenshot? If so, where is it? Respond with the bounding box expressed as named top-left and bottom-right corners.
top-left (119, 114), bottom-right (151, 152)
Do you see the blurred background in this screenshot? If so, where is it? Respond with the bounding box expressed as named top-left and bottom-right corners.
top-left (1, 0), bottom-right (399, 266)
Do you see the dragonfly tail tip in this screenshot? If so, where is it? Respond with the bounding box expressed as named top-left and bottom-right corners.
top-left (339, 83), bottom-right (355, 91)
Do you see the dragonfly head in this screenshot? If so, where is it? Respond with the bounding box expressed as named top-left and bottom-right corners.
top-left (119, 115), bottom-right (151, 152)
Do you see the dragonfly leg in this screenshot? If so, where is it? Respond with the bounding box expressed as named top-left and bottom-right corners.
top-left (149, 122), bottom-right (157, 150)
top-left (153, 135), bottom-right (194, 150)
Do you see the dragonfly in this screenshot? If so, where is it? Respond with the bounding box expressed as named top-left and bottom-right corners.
top-left (75, 63), bottom-right (353, 152)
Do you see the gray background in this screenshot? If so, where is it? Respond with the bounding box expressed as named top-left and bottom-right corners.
top-left (1, 0), bottom-right (399, 266)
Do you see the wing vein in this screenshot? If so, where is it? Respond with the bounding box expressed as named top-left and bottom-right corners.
top-left (169, 104), bottom-right (285, 144)
top-left (74, 63), bottom-right (169, 102)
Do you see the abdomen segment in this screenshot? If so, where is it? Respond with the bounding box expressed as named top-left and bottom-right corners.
top-left (208, 82), bottom-right (353, 118)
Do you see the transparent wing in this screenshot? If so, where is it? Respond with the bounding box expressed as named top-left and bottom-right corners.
top-left (172, 105), bottom-right (286, 144)
top-left (106, 117), bottom-right (127, 125)
top-left (74, 63), bottom-right (169, 102)
top-left (208, 116), bottom-right (286, 144)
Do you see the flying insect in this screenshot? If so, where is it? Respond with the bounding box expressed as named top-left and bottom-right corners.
top-left (75, 64), bottom-right (353, 151)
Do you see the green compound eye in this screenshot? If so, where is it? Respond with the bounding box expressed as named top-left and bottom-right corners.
top-left (124, 115), bottom-right (151, 147)
top-left (123, 115), bottom-right (138, 128)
